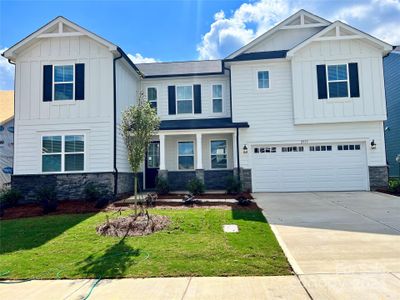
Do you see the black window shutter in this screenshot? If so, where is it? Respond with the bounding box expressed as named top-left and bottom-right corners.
top-left (348, 63), bottom-right (360, 98)
top-left (193, 84), bottom-right (202, 114)
top-left (75, 63), bottom-right (85, 100)
top-left (168, 86), bottom-right (176, 115)
top-left (316, 64), bottom-right (327, 99)
top-left (43, 65), bottom-right (53, 102)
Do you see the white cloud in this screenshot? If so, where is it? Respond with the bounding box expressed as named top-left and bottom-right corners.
top-left (372, 23), bottom-right (400, 45)
top-left (0, 48), bottom-right (15, 90)
top-left (334, 5), bottom-right (373, 22)
top-left (197, 0), bottom-right (292, 59)
top-left (128, 53), bottom-right (159, 64)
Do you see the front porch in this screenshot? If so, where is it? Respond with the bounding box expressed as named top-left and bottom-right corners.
top-left (144, 128), bottom-right (239, 191)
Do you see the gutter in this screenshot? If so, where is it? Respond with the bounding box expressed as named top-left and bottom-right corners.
top-left (112, 52), bottom-right (123, 196)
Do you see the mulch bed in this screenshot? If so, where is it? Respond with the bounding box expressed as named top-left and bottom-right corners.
top-left (1, 197), bottom-right (260, 220)
top-left (0, 201), bottom-right (101, 220)
top-left (157, 192), bottom-right (254, 200)
top-left (376, 189), bottom-right (400, 197)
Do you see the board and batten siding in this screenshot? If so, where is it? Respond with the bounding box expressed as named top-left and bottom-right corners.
top-left (292, 39), bottom-right (387, 124)
top-left (141, 75), bottom-right (230, 120)
top-left (383, 51), bottom-right (400, 177)
top-left (115, 59), bottom-right (140, 173)
top-left (230, 59), bottom-right (386, 169)
top-left (13, 36), bottom-right (114, 174)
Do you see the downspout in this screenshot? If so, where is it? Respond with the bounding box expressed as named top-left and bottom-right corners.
top-left (113, 52), bottom-right (123, 196)
top-left (223, 61), bottom-right (241, 182)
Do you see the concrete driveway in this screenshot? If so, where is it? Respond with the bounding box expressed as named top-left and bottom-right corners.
top-left (255, 191), bottom-right (400, 298)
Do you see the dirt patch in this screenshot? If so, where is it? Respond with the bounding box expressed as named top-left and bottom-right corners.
top-left (96, 214), bottom-right (171, 237)
top-left (0, 201), bottom-right (101, 220)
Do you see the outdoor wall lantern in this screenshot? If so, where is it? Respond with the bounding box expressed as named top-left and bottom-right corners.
top-left (243, 144), bottom-right (248, 154)
top-left (370, 140), bottom-right (376, 150)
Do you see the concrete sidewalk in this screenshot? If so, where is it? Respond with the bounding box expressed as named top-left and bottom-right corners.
top-left (2, 274), bottom-right (400, 299)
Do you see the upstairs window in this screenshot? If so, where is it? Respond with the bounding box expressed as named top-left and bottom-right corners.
top-left (327, 64), bottom-right (348, 98)
top-left (257, 71), bottom-right (269, 89)
top-left (54, 65), bottom-right (74, 100)
top-left (212, 84), bottom-right (223, 113)
top-left (147, 87), bottom-right (157, 110)
top-left (176, 86), bottom-right (193, 114)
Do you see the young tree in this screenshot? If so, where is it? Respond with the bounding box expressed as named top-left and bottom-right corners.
top-left (120, 92), bottom-right (160, 215)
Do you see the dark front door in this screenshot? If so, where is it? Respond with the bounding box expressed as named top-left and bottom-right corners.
top-left (145, 141), bottom-right (160, 189)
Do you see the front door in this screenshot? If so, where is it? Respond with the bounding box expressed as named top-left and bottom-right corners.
top-left (145, 141), bottom-right (160, 189)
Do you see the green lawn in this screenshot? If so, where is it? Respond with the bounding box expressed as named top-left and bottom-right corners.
top-left (0, 208), bottom-right (291, 279)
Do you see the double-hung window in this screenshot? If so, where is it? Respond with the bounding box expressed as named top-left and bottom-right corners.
top-left (211, 140), bottom-right (227, 169)
top-left (54, 65), bottom-right (74, 100)
top-left (42, 135), bottom-right (84, 172)
top-left (212, 84), bottom-right (223, 113)
top-left (147, 87), bottom-right (157, 110)
top-left (257, 71), bottom-right (269, 89)
top-left (178, 141), bottom-right (194, 170)
top-left (327, 64), bottom-right (349, 98)
top-left (176, 86), bottom-right (193, 114)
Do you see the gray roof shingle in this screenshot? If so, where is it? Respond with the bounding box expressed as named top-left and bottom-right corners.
top-left (136, 60), bottom-right (223, 77)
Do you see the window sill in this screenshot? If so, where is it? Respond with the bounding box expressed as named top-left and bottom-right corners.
top-left (49, 100), bottom-right (79, 105)
top-left (325, 97), bottom-right (353, 103)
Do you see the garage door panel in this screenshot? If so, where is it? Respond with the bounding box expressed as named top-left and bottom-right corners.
top-left (252, 143), bottom-right (368, 192)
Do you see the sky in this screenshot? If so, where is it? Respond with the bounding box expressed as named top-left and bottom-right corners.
top-left (1, 0), bottom-right (399, 90)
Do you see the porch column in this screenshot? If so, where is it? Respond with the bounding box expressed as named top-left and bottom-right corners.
top-left (159, 133), bottom-right (166, 170)
top-left (232, 131), bottom-right (238, 168)
top-left (195, 133), bottom-right (204, 182)
top-left (196, 133), bottom-right (203, 170)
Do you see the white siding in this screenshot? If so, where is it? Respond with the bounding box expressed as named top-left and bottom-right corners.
top-left (13, 36), bottom-right (114, 174)
top-left (292, 39), bottom-right (387, 124)
top-left (246, 27), bottom-right (325, 53)
top-left (115, 59), bottom-right (140, 172)
top-left (141, 75), bottom-right (230, 120)
top-left (230, 60), bottom-right (386, 169)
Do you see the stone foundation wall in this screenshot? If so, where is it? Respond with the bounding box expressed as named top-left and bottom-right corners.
top-left (204, 170), bottom-right (234, 190)
top-left (12, 173), bottom-right (115, 203)
top-left (369, 166), bottom-right (388, 190)
top-left (233, 168), bottom-right (252, 192)
top-left (168, 171), bottom-right (196, 191)
top-left (116, 172), bottom-right (143, 195)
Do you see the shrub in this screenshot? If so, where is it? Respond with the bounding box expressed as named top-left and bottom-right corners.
top-left (389, 178), bottom-right (400, 193)
top-left (84, 183), bottom-right (101, 202)
top-left (95, 198), bottom-right (109, 209)
top-left (0, 187), bottom-right (22, 209)
top-left (186, 177), bottom-right (205, 195)
top-left (235, 192), bottom-right (252, 206)
top-left (156, 176), bottom-right (169, 195)
top-left (225, 176), bottom-right (242, 194)
top-left (36, 186), bottom-right (58, 214)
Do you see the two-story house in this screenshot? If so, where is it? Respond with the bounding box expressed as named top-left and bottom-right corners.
top-left (2, 10), bottom-right (392, 200)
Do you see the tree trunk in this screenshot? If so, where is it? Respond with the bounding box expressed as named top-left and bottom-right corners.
top-left (134, 173), bottom-right (138, 216)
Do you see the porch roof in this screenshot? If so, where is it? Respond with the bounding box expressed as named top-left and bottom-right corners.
top-left (159, 118), bottom-right (249, 131)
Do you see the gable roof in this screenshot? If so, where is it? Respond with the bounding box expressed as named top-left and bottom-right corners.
top-left (225, 9), bottom-right (331, 60)
top-left (2, 16), bottom-right (117, 61)
top-left (287, 21), bottom-right (393, 57)
top-left (137, 60), bottom-right (223, 78)
top-left (0, 91), bottom-right (14, 125)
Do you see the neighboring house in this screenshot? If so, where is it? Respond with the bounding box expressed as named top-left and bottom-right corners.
top-left (2, 10), bottom-right (392, 200)
top-left (0, 91), bottom-right (14, 188)
top-left (383, 46), bottom-right (400, 178)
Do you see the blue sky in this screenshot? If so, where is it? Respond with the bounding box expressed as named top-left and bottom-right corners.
top-left (1, 0), bottom-right (400, 90)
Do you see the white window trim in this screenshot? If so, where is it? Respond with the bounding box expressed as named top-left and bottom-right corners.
top-left (53, 64), bottom-right (75, 102)
top-left (326, 63), bottom-right (350, 99)
top-left (147, 86), bottom-right (158, 109)
top-left (256, 70), bottom-right (270, 90)
top-left (177, 140), bottom-right (195, 170)
top-left (211, 83), bottom-right (224, 114)
top-left (210, 139), bottom-right (228, 169)
top-left (41, 133), bottom-right (86, 174)
top-left (176, 85), bottom-right (194, 115)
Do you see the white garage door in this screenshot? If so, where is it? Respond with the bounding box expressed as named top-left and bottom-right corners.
top-left (251, 143), bottom-right (369, 192)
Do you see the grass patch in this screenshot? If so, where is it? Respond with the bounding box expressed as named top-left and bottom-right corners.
top-left (0, 208), bottom-right (291, 279)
